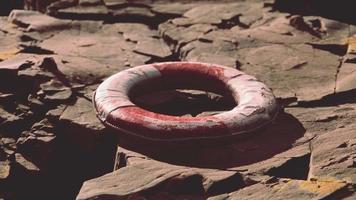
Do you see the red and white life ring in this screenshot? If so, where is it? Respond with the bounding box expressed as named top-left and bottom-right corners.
top-left (93, 62), bottom-right (279, 142)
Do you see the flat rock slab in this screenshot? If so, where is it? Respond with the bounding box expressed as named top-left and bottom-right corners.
top-left (310, 123), bottom-right (356, 183)
top-left (209, 179), bottom-right (349, 200)
top-left (8, 10), bottom-right (72, 32)
top-left (239, 43), bottom-right (340, 101)
top-left (77, 146), bottom-right (248, 200)
top-left (60, 97), bottom-right (104, 132)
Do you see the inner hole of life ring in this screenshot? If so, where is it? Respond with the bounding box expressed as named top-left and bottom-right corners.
top-left (128, 73), bottom-right (237, 117)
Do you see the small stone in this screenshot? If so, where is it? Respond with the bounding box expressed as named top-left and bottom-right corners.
top-left (0, 137), bottom-right (16, 156)
top-left (39, 79), bottom-right (73, 102)
top-left (43, 89), bottom-right (72, 102)
top-left (46, 105), bottom-right (67, 121)
top-left (0, 160), bottom-right (11, 180)
top-left (0, 56), bottom-right (34, 72)
top-left (15, 153), bottom-right (39, 172)
top-left (0, 107), bottom-right (22, 129)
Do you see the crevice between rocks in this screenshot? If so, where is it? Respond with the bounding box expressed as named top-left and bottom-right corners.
top-left (266, 153), bottom-right (311, 180)
top-left (296, 88), bottom-right (356, 108)
top-left (48, 3), bottom-right (183, 30)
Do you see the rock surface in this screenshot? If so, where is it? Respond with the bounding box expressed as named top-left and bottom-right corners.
top-left (0, 0), bottom-right (356, 200)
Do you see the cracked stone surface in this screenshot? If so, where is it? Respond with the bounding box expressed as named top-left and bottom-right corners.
top-left (0, 0), bottom-right (356, 200)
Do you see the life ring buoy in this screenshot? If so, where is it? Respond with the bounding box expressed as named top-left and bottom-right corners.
top-left (93, 62), bottom-right (279, 142)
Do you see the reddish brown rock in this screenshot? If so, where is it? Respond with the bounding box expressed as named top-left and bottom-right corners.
top-left (77, 146), bottom-right (250, 200)
top-left (209, 178), bottom-right (348, 200)
top-left (1, 1), bottom-right (356, 199)
top-left (8, 9), bottom-right (71, 32)
top-left (239, 44), bottom-right (341, 101)
top-left (0, 160), bottom-right (11, 180)
top-left (309, 123), bottom-right (356, 183)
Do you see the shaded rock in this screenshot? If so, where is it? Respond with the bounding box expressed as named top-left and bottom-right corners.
top-left (266, 152), bottom-right (310, 180)
top-left (16, 119), bottom-right (56, 170)
top-left (24, 0), bottom-right (59, 12)
top-left (114, 111), bottom-right (305, 170)
top-left (59, 97), bottom-right (107, 152)
top-left (0, 0), bottom-right (23, 16)
top-left (55, 5), bottom-right (109, 19)
top-left (46, 0), bottom-right (79, 14)
top-left (0, 56), bottom-right (73, 103)
top-left (8, 9), bottom-right (71, 32)
top-left (48, 0), bottom-right (108, 19)
top-left (103, 0), bottom-right (152, 7)
top-left (0, 106), bottom-right (22, 134)
top-left (0, 93), bottom-right (14, 103)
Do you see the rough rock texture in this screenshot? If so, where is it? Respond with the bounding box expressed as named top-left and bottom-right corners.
top-left (0, 0), bottom-right (356, 200)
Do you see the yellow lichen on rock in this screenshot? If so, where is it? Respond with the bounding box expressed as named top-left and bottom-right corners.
top-left (343, 36), bottom-right (356, 53)
top-left (0, 160), bottom-right (11, 179)
top-left (0, 48), bottom-right (20, 61)
top-left (298, 177), bottom-right (346, 195)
